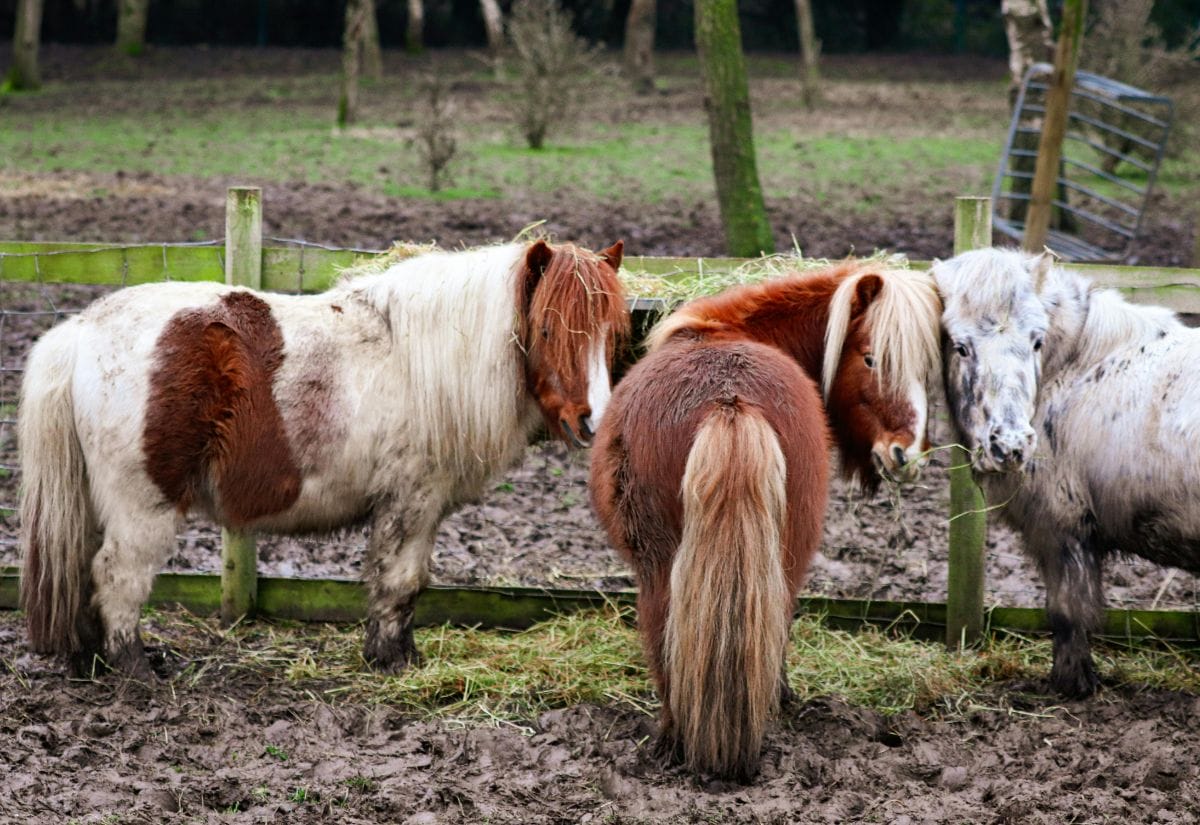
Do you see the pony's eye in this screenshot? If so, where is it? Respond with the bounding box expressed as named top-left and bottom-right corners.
top-left (1033, 337), bottom-right (1044, 352)
top-left (953, 342), bottom-right (969, 358)
top-left (541, 326), bottom-right (550, 340)
top-left (863, 354), bottom-right (876, 368)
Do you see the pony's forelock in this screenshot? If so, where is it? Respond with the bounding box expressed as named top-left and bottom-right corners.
top-left (821, 267), bottom-right (942, 402)
top-left (523, 242), bottom-right (630, 379)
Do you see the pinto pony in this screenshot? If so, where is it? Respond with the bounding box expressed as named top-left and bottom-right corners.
top-left (19, 239), bottom-right (628, 678)
top-left (936, 247), bottom-right (1200, 697)
top-left (590, 263), bottom-right (942, 781)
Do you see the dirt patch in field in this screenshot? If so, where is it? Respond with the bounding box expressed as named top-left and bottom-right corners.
top-left (2, 609), bottom-right (1200, 824)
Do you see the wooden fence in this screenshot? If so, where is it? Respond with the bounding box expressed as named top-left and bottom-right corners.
top-left (3, 189), bottom-right (1200, 645)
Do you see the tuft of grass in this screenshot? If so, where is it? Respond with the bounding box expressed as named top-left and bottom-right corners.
top-left (145, 605), bottom-right (1200, 728)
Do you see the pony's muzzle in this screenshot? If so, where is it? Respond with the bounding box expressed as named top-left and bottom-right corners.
top-left (982, 424), bottom-right (1036, 472)
top-left (560, 414), bottom-right (592, 449)
top-left (872, 442), bottom-right (923, 484)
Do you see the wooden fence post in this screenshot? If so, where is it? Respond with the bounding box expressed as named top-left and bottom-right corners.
top-left (1022, 0), bottom-right (1087, 252)
top-left (221, 187), bottom-right (262, 626)
top-left (946, 195), bottom-right (991, 649)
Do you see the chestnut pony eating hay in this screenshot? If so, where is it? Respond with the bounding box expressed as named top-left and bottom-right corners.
top-left (589, 262), bottom-right (941, 781)
top-left (19, 239), bottom-right (628, 679)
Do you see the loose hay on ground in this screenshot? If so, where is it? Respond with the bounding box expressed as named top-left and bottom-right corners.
top-left (138, 606), bottom-right (1200, 727)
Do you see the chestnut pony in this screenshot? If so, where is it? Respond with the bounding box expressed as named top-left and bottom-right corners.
top-left (19, 239), bottom-right (628, 679)
top-left (590, 262), bottom-right (941, 781)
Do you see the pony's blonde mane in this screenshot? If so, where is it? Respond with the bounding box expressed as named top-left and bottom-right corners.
top-left (821, 267), bottom-right (943, 402)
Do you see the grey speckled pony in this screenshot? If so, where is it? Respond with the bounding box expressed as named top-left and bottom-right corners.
top-left (935, 247), bottom-right (1200, 697)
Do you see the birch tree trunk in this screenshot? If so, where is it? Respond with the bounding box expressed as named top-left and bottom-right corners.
top-left (480, 0), bottom-right (505, 55)
top-left (362, 0), bottom-right (383, 80)
top-left (406, 0), bottom-right (425, 54)
top-left (624, 0), bottom-right (656, 95)
top-left (694, 0), bottom-right (774, 256)
top-left (1002, 0), bottom-right (1053, 105)
top-left (1003, 0), bottom-right (1053, 224)
top-left (7, 0), bottom-right (43, 91)
top-left (795, 0), bottom-right (820, 109)
top-left (338, 0), bottom-right (368, 128)
top-left (115, 0), bottom-right (149, 56)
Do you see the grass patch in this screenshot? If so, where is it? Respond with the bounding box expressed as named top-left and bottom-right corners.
top-left (147, 605), bottom-right (1200, 727)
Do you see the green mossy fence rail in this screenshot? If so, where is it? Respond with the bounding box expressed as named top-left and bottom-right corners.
top-left (4, 190), bottom-right (1200, 644)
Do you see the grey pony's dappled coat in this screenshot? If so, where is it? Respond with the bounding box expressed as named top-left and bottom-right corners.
top-left (936, 247), bottom-right (1197, 697)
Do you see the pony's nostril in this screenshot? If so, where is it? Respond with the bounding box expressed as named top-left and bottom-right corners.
top-left (581, 415), bottom-right (595, 439)
top-left (1010, 447), bottom-right (1023, 464)
top-left (990, 442), bottom-right (1008, 462)
top-left (891, 445), bottom-right (906, 467)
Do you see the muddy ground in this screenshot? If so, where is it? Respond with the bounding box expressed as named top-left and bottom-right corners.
top-left (3, 608), bottom-right (1200, 825)
top-left (2, 46), bottom-right (1200, 824)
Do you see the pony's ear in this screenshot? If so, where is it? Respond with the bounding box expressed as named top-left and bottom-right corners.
top-left (1027, 249), bottom-right (1055, 294)
top-left (850, 273), bottom-right (884, 317)
top-left (600, 240), bottom-right (624, 271)
top-left (521, 240), bottom-right (554, 310)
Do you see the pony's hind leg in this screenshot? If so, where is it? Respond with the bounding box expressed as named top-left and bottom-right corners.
top-left (88, 509), bottom-right (178, 681)
top-left (362, 499), bottom-right (442, 673)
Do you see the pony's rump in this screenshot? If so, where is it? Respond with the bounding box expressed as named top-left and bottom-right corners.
top-left (664, 400), bottom-right (790, 781)
top-left (19, 320), bottom-right (94, 655)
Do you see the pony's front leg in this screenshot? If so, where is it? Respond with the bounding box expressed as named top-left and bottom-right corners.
top-left (362, 502), bottom-right (440, 673)
top-left (1033, 533), bottom-right (1105, 698)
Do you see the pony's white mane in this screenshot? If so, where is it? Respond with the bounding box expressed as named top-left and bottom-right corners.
top-left (936, 248), bottom-right (1181, 372)
top-left (339, 243), bottom-right (530, 478)
top-left (821, 268), bottom-right (943, 402)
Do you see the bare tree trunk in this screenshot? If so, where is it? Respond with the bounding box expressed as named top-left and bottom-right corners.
top-left (6, 0), bottom-right (43, 91)
top-left (362, 0), bottom-right (383, 80)
top-left (624, 0), bottom-right (656, 95)
top-left (1002, 0), bottom-right (1052, 105)
top-left (795, 0), bottom-right (820, 109)
top-left (115, 0), bottom-right (149, 56)
top-left (694, 0), bottom-right (774, 256)
top-left (406, 0), bottom-right (425, 54)
top-left (1003, 0), bottom-right (1053, 225)
top-left (480, 0), bottom-right (505, 54)
top-left (338, 0), bottom-right (368, 128)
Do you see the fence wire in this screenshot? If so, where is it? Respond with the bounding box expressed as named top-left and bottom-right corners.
top-left (1, 240), bottom-right (1199, 613)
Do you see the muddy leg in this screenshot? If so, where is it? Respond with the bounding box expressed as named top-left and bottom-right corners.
top-left (1035, 534), bottom-right (1104, 698)
top-left (88, 513), bottom-right (178, 682)
top-left (362, 502), bottom-right (440, 673)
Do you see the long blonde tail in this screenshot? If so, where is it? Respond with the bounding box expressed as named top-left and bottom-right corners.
top-left (664, 402), bottom-right (790, 781)
top-left (18, 320), bottom-right (95, 654)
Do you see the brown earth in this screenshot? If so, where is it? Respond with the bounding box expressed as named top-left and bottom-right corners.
top-left (3, 608), bottom-right (1200, 825)
top-left (2, 46), bottom-right (1199, 824)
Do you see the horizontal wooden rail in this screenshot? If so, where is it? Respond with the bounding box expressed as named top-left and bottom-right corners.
top-left (2, 569), bottom-right (1198, 643)
top-left (3, 241), bottom-right (1199, 311)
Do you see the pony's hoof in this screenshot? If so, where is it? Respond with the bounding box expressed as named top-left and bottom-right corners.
top-left (1050, 660), bottom-right (1100, 699)
top-left (363, 639), bottom-right (422, 674)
